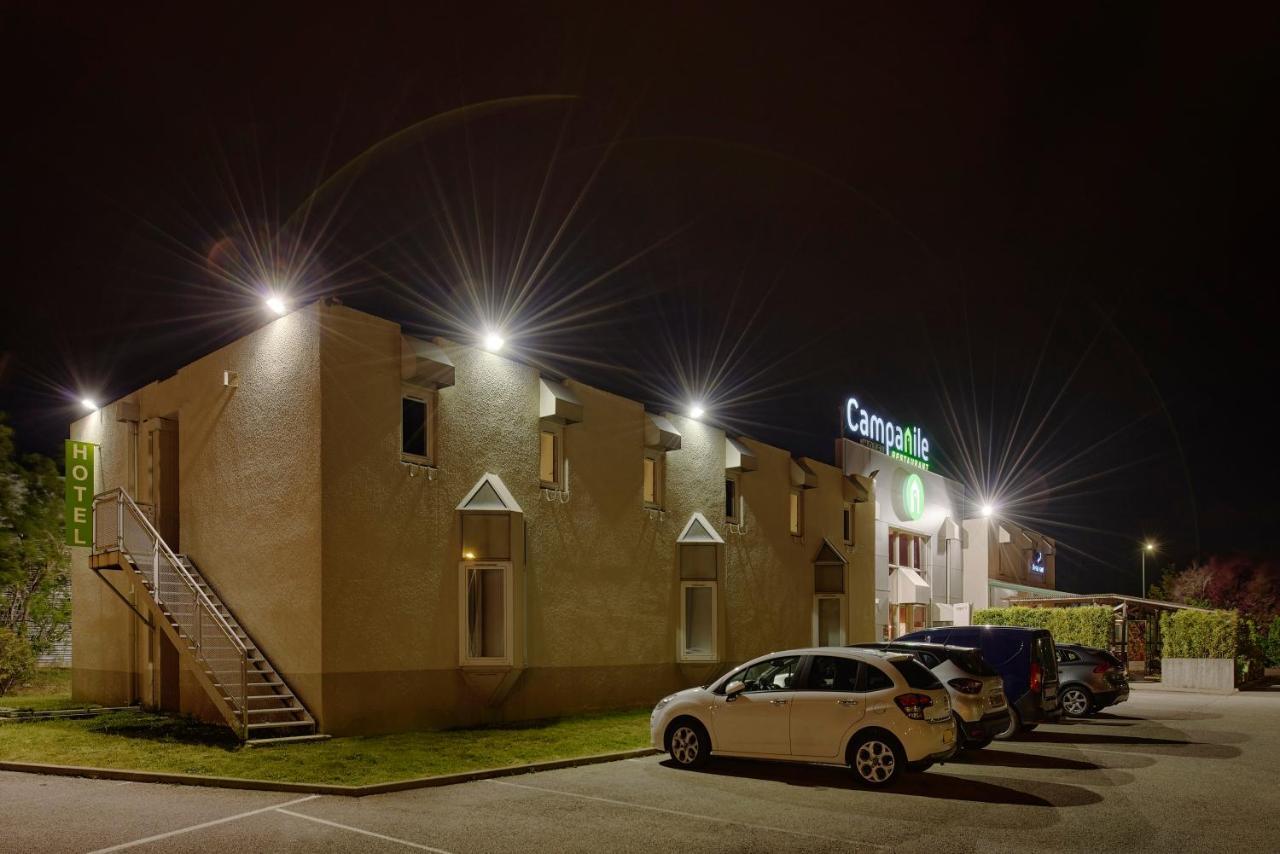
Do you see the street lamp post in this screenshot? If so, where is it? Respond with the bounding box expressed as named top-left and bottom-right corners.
top-left (1142, 541), bottom-right (1156, 597)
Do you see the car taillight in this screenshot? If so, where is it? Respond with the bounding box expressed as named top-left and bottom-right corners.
top-left (1093, 663), bottom-right (1111, 674)
top-left (894, 693), bottom-right (934, 720)
top-left (948, 678), bottom-right (984, 695)
top-left (1030, 661), bottom-right (1042, 693)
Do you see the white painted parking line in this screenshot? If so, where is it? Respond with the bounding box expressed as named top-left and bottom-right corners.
top-left (85, 794), bottom-right (320, 853)
top-left (488, 779), bottom-right (885, 851)
top-left (275, 808), bottom-right (455, 852)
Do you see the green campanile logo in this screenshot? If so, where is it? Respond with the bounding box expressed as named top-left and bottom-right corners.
top-left (902, 473), bottom-right (925, 521)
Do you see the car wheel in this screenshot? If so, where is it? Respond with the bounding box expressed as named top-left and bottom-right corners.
top-left (1061, 686), bottom-right (1093, 718)
top-left (666, 720), bottom-right (710, 769)
top-left (994, 708), bottom-right (1021, 740)
top-left (952, 717), bottom-right (966, 750)
top-left (850, 733), bottom-right (904, 787)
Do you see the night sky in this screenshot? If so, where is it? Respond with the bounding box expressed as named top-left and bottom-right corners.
top-left (5, 3), bottom-right (1278, 594)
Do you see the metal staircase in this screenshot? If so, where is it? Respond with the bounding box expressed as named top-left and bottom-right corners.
top-left (89, 488), bottom-right (317, 743)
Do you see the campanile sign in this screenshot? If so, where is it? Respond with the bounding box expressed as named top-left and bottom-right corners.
top-left (844, 396), bottom-right (932, 470)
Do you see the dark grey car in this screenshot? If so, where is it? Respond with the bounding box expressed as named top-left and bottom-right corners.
top-left (1055, 643), bottom-right (1130, 717)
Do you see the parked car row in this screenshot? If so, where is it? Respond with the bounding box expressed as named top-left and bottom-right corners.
top-left (650, 626), bottom-right (1131, 787)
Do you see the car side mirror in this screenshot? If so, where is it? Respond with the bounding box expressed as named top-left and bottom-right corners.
top-left (725, 680), bottom-right (746, 700)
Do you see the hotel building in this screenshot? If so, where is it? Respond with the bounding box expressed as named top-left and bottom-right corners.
top-left (70, 301), bottom-right (975, 740)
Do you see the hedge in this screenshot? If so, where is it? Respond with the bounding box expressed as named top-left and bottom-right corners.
top-left (971, 605), bottom-right (1111, 648)
top-left (1159, 609), bottom-right (1238, 658)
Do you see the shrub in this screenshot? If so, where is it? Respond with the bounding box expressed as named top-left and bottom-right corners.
top-left (971, 605), bottom-right (1111, 648)
top-left (0, 626), bottom-right (36, 696)
top-left (1159, 609), bottom-right (1238, 659)
top-left (1267, 617), bottom-right (1280, 668)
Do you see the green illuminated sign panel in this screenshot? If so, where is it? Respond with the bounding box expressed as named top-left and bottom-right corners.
top-left (65, 440), bottom-right (96, 547)
top-left (901, 472), bottom-right (925, 521)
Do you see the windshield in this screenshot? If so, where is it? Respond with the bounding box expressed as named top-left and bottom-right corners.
top-left (946, 648), bottom-right (998, 676)
top-left (891, 658), bottom-right (943, 689)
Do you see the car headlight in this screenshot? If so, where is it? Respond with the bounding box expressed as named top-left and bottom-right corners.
top-left (652, 695), bottom-right (676, 716)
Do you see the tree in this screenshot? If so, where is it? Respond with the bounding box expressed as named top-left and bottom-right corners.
top-left (0, 415), bottom-right (71, 674)
top-left (1152, 556), bottom-right (1280, 628)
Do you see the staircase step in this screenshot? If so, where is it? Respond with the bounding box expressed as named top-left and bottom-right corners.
top-left (246, 720), bottom-right (315, 730)
top-left (244, 733), bottom-right (331, 748)
top-left (247, 705), bottom-right (304, 716)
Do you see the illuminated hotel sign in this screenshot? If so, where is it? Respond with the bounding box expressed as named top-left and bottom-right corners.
top-left (844, 396), bottom-right (931, 470)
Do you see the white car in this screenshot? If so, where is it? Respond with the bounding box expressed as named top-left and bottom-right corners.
top-left (650, 647), bottom-right (955, 786)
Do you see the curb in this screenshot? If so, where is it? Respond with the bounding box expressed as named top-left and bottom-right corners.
top-left (1129, 682), bottom-right (1237, 696)
top-left (0, 748), bottom-right (660, 797)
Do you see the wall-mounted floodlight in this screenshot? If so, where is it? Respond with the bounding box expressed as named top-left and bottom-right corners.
top-left (482, 330), bottom-right (505, 352)
top-left (1145, 541), bottom-right (1155, 552)
top-left (266, 296), bottom-right (287, 316)
top-left (981, 504), bottom-right (995, 518)
top-left (80, 398), bottom-right (99, 412)
top-left (689, 402), bottom-right (705, 419)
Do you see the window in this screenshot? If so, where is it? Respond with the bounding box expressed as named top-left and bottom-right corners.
top-left (724, 475), bottom-right (739, 523)
top-left (789, 490), bottom-right (803, 536)
top-left (539, 429), bottom-right (560, 486)
top-left (401, 388), bottom-right (434, 463)
top-left (461, 513), bottom-right (511, 560)
top-left (733, 656), bottom-right (801, 692)
top-left (680, 582), bottom-right (716, 661)
top-left (891, 658), bottom-right (943, 689)
top-left (813, 563), bottom-right (846, 646)
top-left (863, 663), bottom-right (894, 691)
top-left (806, 655), bottom-right (861, 691)
top-left (462, 562), bottom-right (511, 664)
top-left (643, 450), bottom-right (663, 508)
top-left (842, 503), bottom-right (854, 545)
top-left (889, 531), bottom-right (926, 571)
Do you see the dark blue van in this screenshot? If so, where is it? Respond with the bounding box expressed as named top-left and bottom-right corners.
top-left (898, 626), bottom-right (1062, 738)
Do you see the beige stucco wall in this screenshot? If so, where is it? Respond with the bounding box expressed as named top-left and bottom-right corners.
top-left (962, 517), bottom-right (1057, 601)
top-left (73, 301), bottom-right (879, 735)
top-left (70, 306), bottom-right (325, 723)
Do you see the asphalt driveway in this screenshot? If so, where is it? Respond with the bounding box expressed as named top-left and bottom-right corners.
top-left (2, 684), bottom-right (1277, 853)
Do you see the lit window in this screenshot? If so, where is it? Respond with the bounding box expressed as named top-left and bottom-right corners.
top-left (889, 531), bottom-right (926, 571)
top-left (789, 490), bottom-right (803, 536)
top-left (643, 451), bottom-right (663, 508)
top-left (401, 387), bottom-right (434, 464)
top-left (539, 429), bottom-right (560, 486)
top-left (725, 476), bottom-right (739, 523)
top-left (814, 563), bottom-right (846, 646)
top-left (679, 544), bottom-right (718, 661)
top-left (463, 562), bottom-right (509, 663)
top-left (680, 582), bottom-right (716, 660)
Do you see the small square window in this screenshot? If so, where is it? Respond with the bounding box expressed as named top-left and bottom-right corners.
top-left (643, 451), bottom-right (663, 508)
top-left (401, 389), bottom-right (434, 463)
top-left (539, 430), bottom-right (560, 486)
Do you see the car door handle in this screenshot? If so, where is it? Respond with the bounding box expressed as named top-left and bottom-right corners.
top-left (770, 698), bottom-right (789, 705)
top-left (836, 699), bottom-right (859, 707)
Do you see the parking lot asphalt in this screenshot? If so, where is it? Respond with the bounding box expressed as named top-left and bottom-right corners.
top-left (2, 684), bottom-right (1278, 853)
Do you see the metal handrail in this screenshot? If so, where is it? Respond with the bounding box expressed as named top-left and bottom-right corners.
top-left (92, 487), bottom-right (250, 737)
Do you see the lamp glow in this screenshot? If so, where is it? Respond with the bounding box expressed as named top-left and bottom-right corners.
top-left (462, 550), bottom-right (476, 560)
top-left (689, 402), bottom-right (705, 419)
top-left (482, 331), bottom-right (505, 352)
top-left (1145, 541), bottom-right (1155, 552)
top-left (981, 504), bottom-right (994, 518)
top-left (80, 398), bottom-right (99, 412)
top-left (266, 296), bottom-right (287, 316)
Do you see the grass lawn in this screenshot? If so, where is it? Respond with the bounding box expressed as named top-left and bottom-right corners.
top-left (0, 668), bottom-right (87, 711)
top-left (0, 703), bottom-right (652, 786)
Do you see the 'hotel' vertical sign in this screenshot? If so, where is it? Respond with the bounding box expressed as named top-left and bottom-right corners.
top-left (65, 440), bottom-right (97, 547)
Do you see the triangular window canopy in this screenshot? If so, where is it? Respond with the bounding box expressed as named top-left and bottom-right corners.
top-left (725, 436), bottom-right (758, 473)
top-left (457, 473), bottom-right (523, 513)
top-left (677, 511), bottom-right (724, 544)
top-left (790, 457), bottom-right (818, 490)
top-left (644, 412), bottom-right (682, 451)
top-left (539, 377), bottom-right (583, 425)
top-left (812, 538), bottom-right (847, 565)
